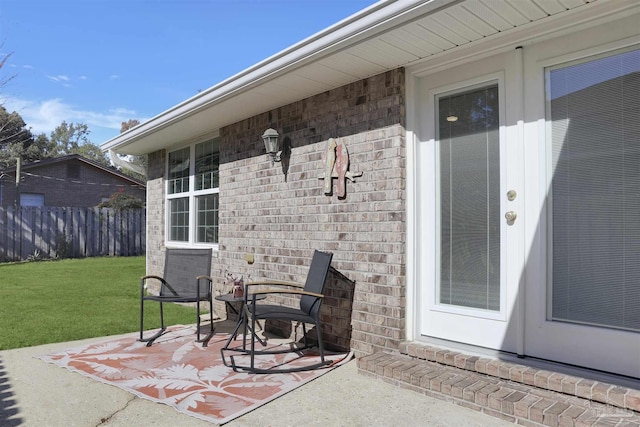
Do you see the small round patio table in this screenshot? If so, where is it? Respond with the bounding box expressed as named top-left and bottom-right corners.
top-left (215, 293), bottom-right (267, 362)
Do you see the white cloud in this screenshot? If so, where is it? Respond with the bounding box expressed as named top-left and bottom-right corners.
top-left (47, 75), bottom-right (71, 83)
top-left (2, 96), bottom-right (145, 142)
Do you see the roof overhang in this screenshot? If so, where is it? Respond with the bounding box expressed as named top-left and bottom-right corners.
top-left (102, 0), bottom-right (635, 156)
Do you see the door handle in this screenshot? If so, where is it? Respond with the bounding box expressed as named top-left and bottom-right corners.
top-left (505, 211), bottom-right (517, 225)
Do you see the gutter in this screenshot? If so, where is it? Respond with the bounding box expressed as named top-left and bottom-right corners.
top-left (102, 0), bottom-right (458, 153)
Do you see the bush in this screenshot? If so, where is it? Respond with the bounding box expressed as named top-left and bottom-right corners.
top-left (98, 191), bottom-right (144, 211)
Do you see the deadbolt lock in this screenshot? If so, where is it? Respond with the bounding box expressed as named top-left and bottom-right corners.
top-left (507, 190), bottom-right (517, 201)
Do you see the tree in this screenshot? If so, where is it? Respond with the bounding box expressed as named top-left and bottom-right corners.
top-left (48, 121), bottom-right (90, 156)
top-left (0, 46), bottom-right (16, 101)
top-left (48, 121), bottom-right (110, 166)
top-left (0, 106), bottom-right (34, 169)
top-left (114, 119), bottom-right (146, 181)
top-left (120, 119), bottom-right (140, 133)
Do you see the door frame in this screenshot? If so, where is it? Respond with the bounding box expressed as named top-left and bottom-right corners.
top-left (409, 50), bottom-right (525, 354)
top-left (405, 7), bottom-right (640, 378)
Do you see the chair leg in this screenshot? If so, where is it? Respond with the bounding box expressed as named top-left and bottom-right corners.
top-left (249, 307), bottom-right (257, 371)
top-left (302, 323), bottom-right (308, 348)
top-left (316, 322), bottom-right (325, 363)
top-left (196, 298), bottom-right (215, 347)
top-left (139, 301), bottom-right (167, 346)
top-left (139, 297), bottom-right (144, 342)
top-left (230, 319), bottom-right (332, 374)
top-left (196, 298), bottom-right (201, 342)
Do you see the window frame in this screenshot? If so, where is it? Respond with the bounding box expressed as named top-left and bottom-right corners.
top-left (165, 136), bottom-right (220, 249)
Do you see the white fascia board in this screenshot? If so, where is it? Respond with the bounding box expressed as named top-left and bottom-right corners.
top-left (102, 0), bottom-right (458, 154)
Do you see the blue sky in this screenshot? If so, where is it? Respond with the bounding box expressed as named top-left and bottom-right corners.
top-left (0, 0), bottom-right (376, 145)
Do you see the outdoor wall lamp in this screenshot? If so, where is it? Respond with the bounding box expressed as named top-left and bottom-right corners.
top-left (261, 128), bottom-right (282, 164)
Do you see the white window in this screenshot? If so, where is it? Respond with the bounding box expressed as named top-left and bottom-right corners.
top-left (166, 138), bottom-right (219, 246)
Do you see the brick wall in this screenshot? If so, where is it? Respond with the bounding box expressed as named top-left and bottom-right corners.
top-left (1, 160), bottom-right (146, 207)
top-left (147, 68), bottom-right (406, 357)
top-left (146, 150), bottom-right (167, 281)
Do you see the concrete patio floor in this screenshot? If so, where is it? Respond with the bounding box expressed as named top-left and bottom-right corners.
top-left (0, 324), bottom-right (515, 427)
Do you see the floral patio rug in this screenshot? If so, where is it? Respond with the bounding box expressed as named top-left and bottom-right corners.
top-left (37, 325), bottom-right (352, 425)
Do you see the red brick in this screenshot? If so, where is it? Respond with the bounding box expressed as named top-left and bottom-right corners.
top-left (576, 379), bottom-right (596, 400)
top-left (498, 362), bottom-right (515, 379)
top-left (626, 389), bottom-right (640, 412)
top-left (463, 380), bottom-right (489, 402)
top-left (409, 365), bottom-right (437, 387)
top-left (485, 361), bottom-right (501, 377)
top-left (562, 376), bottom-right (580, 395)
top-left (534, 370), bottom-right (553, 389)
top-left (548, 373), bottom-right (566, 393)
top-left (590, 382), bottom-right (611, 404)
top-left (443, 351), bottom-right (456, 366)
top-left (487, 388), bottom-right (514, 411)
top-left (522, 368), bottom-right (538, 386)
top-left (475, 358), bottom-right (489, 374)
top-left (451, 377), bottom-right (480, 399)
top-left (419, 368), bottom-right (445, 389)
top-left (557, 405), bottom-right (588, 427)
top-left (440, 374), bottom-right (468, 396)
top-left (430, 372), bottom-right (457, 392)
top-left (501, 390), bottom-right (527, 415)
top-left (530, 398), bottom-right (556, 424)
top-left (464, 356), bottom-right (480, 371)
top-left (509, 364), bottom-right (528, 383)
top-left (607, 386), bottom-right (627, 408)
top-left (475, 384), bottom-right (501, 406)
top-left (543, 402), bottom-right (571, 427)
top-left (453, 353), bottom-right (469, 370)
top-left (514, 394), bottom-right (542, 418)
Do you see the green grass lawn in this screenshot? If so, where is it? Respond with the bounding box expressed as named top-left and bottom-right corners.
top-left (0, 256), bottom-right (202, 350)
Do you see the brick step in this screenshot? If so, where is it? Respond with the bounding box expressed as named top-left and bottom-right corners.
top-left (358, 352), bottom-right (640, 427)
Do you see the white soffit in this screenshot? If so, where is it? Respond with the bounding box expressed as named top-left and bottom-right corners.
top-left (104, 0), bottom-right (621, 155)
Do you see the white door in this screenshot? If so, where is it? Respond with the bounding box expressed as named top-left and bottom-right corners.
top-left (416, 53), bottom-right (524, 353)
top-left (413, 14), bottom-right (639, 378)
top-left (523, 43), bottom-right (640, 378)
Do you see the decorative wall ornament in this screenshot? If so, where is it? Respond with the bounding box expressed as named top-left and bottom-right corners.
top-left (318, 138), bottom-right (362, 198)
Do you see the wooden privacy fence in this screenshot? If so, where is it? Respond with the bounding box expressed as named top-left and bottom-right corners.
top-left (0, 207), bottom-right (146, 262)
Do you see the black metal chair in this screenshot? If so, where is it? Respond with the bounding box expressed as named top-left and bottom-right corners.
top-left (229, 250), bottom-right (334, 373)
top-left (139, 248), bottom-right (215, 347)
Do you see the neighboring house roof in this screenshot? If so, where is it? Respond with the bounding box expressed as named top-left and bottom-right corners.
top-left (3, 154), bottom-right (145, 187)
top-left (102, 0), bottom-right (632, 155)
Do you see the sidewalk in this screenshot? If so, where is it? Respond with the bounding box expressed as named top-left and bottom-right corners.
top-left (0, 334), bottom-right (515, 427)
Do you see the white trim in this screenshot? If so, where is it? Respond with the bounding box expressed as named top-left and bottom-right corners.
top-left (427, 74), bottom-right (508, 323)
top-left (165, 138), bottom-right (220, 249)
top-left (513, 46), bottom-right (526, 357)
top-left (405, 71), bottom-right (417, 341)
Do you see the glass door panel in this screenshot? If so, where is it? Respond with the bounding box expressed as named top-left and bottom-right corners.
top-left (437, 84), bottom-right (501, 312)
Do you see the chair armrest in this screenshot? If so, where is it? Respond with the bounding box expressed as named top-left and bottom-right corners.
top-left (141, 274), bottom-right (165, 281)
top-left (140, 275), bottom-right (178, 296)
top-left (244, 281), bottom-right (308, 303)
top-left (245, 280), bottom-right (304, 289)
top-left (250, 289), bottom-right (324, 299)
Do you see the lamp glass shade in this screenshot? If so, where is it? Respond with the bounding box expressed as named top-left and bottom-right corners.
top-left (262, 128), bottom-right (280, 154)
